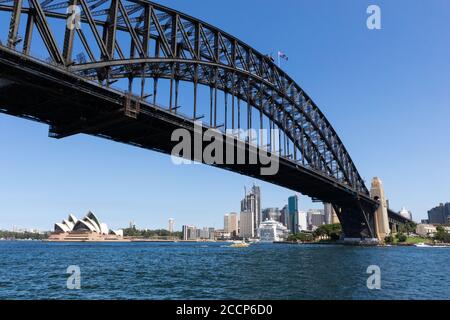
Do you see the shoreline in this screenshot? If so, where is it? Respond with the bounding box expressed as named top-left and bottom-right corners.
top-left (3, 239), bottom-right (449, 247)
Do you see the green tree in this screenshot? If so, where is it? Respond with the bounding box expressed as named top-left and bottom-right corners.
top-left (288, 233), bottom-right (314, 242)
top-left (313, 224), bottom-right (342, 241)
top-left (385, 235), bottom-right (394, 244)
top-left (396, 233), bottom-right (407, 243)
top-left (434, 227), bottom-right (450, 243)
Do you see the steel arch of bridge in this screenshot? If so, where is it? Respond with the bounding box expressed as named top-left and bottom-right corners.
top-left (0, 0), bottom-right (369, 196)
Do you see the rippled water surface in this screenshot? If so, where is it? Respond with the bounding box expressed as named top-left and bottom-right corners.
top-left (0, 241), bottom-right (449, 300)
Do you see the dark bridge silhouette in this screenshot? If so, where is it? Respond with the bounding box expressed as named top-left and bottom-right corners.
top-left (0, 0), bottom-right (410, 240)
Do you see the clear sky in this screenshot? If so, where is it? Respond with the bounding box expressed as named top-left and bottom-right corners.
top-left (1, 0), bottom-right (449, 231)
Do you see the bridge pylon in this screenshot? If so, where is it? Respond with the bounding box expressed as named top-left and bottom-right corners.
top-left (370, 177), bottom-right (391, 242)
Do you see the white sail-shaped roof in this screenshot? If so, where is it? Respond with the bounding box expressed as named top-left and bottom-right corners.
top-left (111, 229), bottom-right (123, 237)
top-left (63, 219), bottom-right (74, 231)
top-left (54, 223), bottom-right (70, 233)
top-left (86, 212), bottom-right (102, 231)
top-left (84, 216), bottom-right (101, 233)
top-left (99, 223), bottom-right (109, 235)
top-left (68, 214), bottom-right (78, 224)
top-left (73, 219), bottom-right (97, 232)
top-left (54, 212), bottom-right (113, 235)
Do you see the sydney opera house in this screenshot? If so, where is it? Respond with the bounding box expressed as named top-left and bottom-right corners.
top-left (48, 211), bottom-right (124, 242)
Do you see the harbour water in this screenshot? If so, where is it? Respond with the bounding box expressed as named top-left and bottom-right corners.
top-left (0, 241), bottom-right (449, 300)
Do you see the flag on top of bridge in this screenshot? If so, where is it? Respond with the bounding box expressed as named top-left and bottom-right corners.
top-left (278, 51), bottom-right (289, 61)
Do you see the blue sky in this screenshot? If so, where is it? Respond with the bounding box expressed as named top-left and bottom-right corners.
top-left (1, 0), bottom-right (449, 231)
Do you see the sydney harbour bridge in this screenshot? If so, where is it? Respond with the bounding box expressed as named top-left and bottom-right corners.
top-left (0, 0), bottom-right (411, 242)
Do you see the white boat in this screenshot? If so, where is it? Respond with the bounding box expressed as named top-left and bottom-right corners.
top-left (229, 242), bottom-right (250, 248)
top-left (414, 243), bottom-right (448, 248)
top-left (257, 219), bottom-right (289, 243)
top-left (414, 243), bottom-right (431, 247)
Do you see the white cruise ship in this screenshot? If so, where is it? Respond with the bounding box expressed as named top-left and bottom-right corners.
top-left (258, 219), bottom-right (289, 243)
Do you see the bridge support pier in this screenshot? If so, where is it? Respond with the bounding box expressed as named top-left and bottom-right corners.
top-left (333, 201), bottom-right (378, 245)
top-left (370, 177), bottom-right (391, 242)
top-left (390, 223), bottom-right (398, 234)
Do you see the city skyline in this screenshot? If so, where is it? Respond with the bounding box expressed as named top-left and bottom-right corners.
top-left (0, 163), bottom-right (431, 232)
top-left (1, 0), bottom-right (449, 230)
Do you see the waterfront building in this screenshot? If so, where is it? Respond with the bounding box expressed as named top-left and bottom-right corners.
top-left (224, 212), bottom-right (239, 237)
top-left (399, 207), bottom-right (413, 221)
top-left (280, 205), bottom-right (288, 227)
top-left (168, 218), bottom-right (175, 233)
top-left (288, 195), bottom-right (299, 234)
top-left (199, 227), bottom-right (211, 240)
top-left (298, 211), bottom-right (307, 232)
top-left (416, 224), bottom-right (437, 237)
top-left (307, 209), bottom-right (325, 230)
top-left (241, 185), bottom-right (261, 237)
top-left (208, 228), bottom-right (215, 240)
top-left (427, 203), bottom-right (450, 225)
top-left (239, 210), bottom-right (255, 239)
top-left (214, 229), bottom-right (231, 240)
top-left (258, 219), bottom-right (289, 243)
top-left (262, 208), bottom-right (281, 223)
top-left (182, 225), bottom-right (197, 241)
top-left (194, 227), bottom-right (216, 240)
top-left (49, 212), bottom-right (123, 241)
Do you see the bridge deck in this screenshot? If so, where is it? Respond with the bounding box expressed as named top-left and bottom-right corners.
top-left (0, 46), bottom-right (411, 235)
top-left (0, 47), bottom-right (372, 204)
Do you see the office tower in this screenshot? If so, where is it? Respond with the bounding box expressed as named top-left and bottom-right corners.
top-left (182, 225), bottom-right (197, 240)
top-left (280, 205), bottom-right (288, 227)
top-left (262, 208), bottom-right (281, 222)
top-left (298, 211), bottom-right (307, 231)
top-left (168, 218), bottom-right (175, 233)
top-left (208, 227), bottom-right (215, 240)
top-left (288, 195), bottom-right (299, 234)
top-left (241, 185), bottom-right (261, 236)
top-left (239, 210), bottom-right (254, 238)
top-left (199, 227), bottom-right (212, 239)
top-left (224, 214), bottom-right (229, 233)
top-left (307, 209), bottom-right (325, 230)
top-left (428, 203), bottom-right (450, 225)
top-left (224, 212), bottom-right (239, 237)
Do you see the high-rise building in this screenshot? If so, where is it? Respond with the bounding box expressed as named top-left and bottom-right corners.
top-left (307, 209), bottom-right (325, 230)
top-left (239, 210), bottom-right (254, 238)
top-left (224, 212), bottom-right (239, 236)
top-left (262, 208), bottom-right (281, 222)
top-left (208, 228), bottom-right (215, 240)
top-left (224, 214), bottom-right (229, 233)
top-left (168, 218), bottom-right (175, 233)
top-left (428, 203), bottom-right (450, 225)
top-left (288, 195), bottom-right (299, 234)
top-left (298, 211), bottom-right (307, 231)
top-left (280, 205), bottom-right (288, 227)
top-left (241, 185), bottom-right (261, 237)
top-left (182, 225), bottom-right (197, 240)
top-left (199, 227), bottom-right (213, 239)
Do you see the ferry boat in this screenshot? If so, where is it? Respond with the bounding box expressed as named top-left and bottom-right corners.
top-left (229, 242), bottom-right (250, 248)
top-left (414, 243), bottom-right (431, 248)
top-left (414, 243), bottom-right (448, 248)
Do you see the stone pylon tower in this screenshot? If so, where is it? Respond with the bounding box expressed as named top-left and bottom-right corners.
top-left (370, 177), bottom-right (391, 241)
